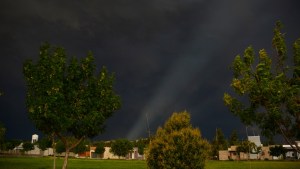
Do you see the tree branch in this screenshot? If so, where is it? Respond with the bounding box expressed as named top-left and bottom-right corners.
top-left (69, 136), bottom-right (85, 150)
top-left (276, 121), bottom-right (300, 153)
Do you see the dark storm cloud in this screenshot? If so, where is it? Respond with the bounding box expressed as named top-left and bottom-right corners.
top-left (127, 0), bottom-right (267, 138)
top-left (1, 0), bottom-right (300, 141)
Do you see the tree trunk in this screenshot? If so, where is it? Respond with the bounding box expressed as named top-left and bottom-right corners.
top-left (53, 149), bottom-right (56, 169)
top-left (62, 149), bottom-right (70, 169)
top-left (56, 135), bottom-right (84, 169)
top-left (276, 121), bottom-right (300, 153)
top-left (53, 151), bottom-right (56, 169)
top-left (52, 135), bottom-right (56, 169)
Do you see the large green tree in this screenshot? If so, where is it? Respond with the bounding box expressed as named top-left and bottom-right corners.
top-left (23, 43), bottom-right (121, 169)
top-left (211, 128), bottom-right (228, 159)
top-left (72, 139), bottom-right (90, 155)
top-left (37, 137), bottom-right (52, 151)
top-left (236, 140), bottom-right (258, 160)
top-left (229, 129), bottom-right (240, 146)
top-left (147, 111), bottom-right (210, 169)
top-left (136, 138), bottom-right (148, 156)
top-left (3, 139), bottom-right (22, 151)
top-left (224, 22), bottom-right (300, 153)
top-left (0, 94), bottom-right (4, 151)
top-left (94, 141), bottom-right (105, 157)
top-left (269, 145), bottom-right (286, 159)
top-left (22, 141), bottom-right (34, 153)
top-left (110, 139), bottom-right (133, 159)
top-left (55, 140), bottom-right (66, 154)
top-left (0, 123), bottom-right (5, 151)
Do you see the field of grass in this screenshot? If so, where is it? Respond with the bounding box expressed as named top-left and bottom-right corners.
top-left (206, 160), bottom-right (300, 169)
top-left (0, 156), bottom-right (299, 169)
top-left (0, 157), bottom-right (147, 169)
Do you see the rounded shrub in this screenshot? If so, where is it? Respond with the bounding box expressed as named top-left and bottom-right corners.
top-left (147, 111), bottom-right (210, 169)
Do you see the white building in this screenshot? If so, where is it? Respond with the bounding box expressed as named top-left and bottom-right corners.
top-left (248, 136), bottom-right (263, 159)
top-left (283, 141), bottom-right (300, 159)
top-left (31, 134), bottom-right (38, 143)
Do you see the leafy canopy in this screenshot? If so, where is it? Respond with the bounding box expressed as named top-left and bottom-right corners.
top-left (224, 22), bottom-right (300, 152)
top-left (23, 43), bottom-right (121, 169)
top-left (95, 141), bottom-right (105, 155)
top-left (136, 138), bottom-right (148, 155)
top-left (0, 123), bottom-right (5, 145)
top-left (37, 137), bottom-right (52, 151)
top-left (2, 139), bottom-right (22, 151)
top-left (269, 145), bottom-right (286, 158)
top-left (110, 139), bottom-right (133, 158)
top-left (147, 111), bottom-right (210, 169)
top-left (229, 129), bottom-right (240, 146)
top-left (237, 140), bottom-right (260, 154)
top-left (22, 142), bottom-right (34, 152)
top-left (211, 128), bottom-right (228, 159)
top-left (72, 139), bottom-right (90, 154)
top-left (23, 44), bottom-right (121, 138)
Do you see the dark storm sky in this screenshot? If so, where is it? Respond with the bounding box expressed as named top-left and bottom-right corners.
top-left (1, 0), bottom-right (300, 141)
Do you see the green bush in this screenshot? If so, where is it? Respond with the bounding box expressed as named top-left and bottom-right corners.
top-left (147, 111), bottom-right (210, 169)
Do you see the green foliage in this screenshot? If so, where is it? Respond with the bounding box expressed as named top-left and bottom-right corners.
top-left (110, 139), bottom-right (133, 158)
top-left (55, 140), bottom-right (66, 154)
top-left (3, 139), bottom-right (22, 151)
top-left (73, 139), bottom-right (90, 154)
top-left (22, 142), bottom-right (34, 152)
top-left (0, 122), bottom-right (5, 150)
top-left (269, 145), bottom-right (286, 158)
top-left (136, 138), bottom-right (148, 155)
top-left (147, 111), bottom-right (210, 169)
top-left (224, 22), bottom-right (300, 152)
top-left (236, 140), bottom-right (262, 160)
top-left (211, 128), bottom-right (228, 159)
top-left (23, 43), bottom-right (121, 168)
top-left (236, 140), bottom-right (257, 155)
top-left (37, 137), bottom-right (52, 151)
top-left (23, 43), bottom-right (121, 138)
top-left (104, 141), bottom-right (112, 147)
top-left (94, 141), bottom-right (105, 155)
top-left (229, 130), bottom-right (239, 146)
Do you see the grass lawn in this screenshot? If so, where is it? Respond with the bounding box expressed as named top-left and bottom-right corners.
top-left (206, 160), bottom-right (300, 169)
top-left (0, 156), bottom-right (299, 169)
top-left (0, 156), bottom-right (147, 169)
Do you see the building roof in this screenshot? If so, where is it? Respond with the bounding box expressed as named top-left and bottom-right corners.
top-left (248, 136), bottom-right (262, 147)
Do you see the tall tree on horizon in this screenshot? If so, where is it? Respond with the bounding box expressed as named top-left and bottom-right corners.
top-left (0, 122), bottom-right (5, 150)
top-left (23, 43), bottom-right (121, 169)
top-left (229, 129), bottom-right (240, 146)
top-left (94, 141), bottom-right (105, 158)
top-left (211, 128), bottom-right (228, 159)
top-left (224, 21), bottom-right (300, 153)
